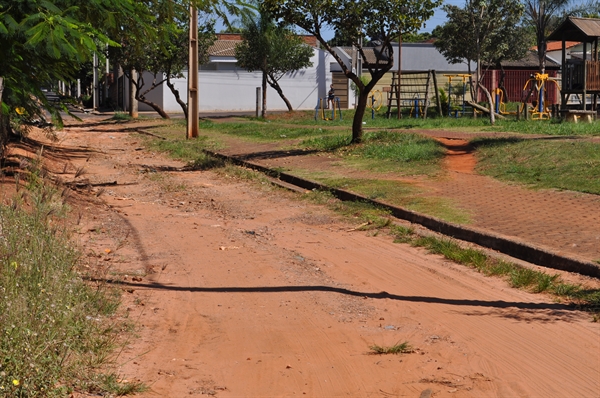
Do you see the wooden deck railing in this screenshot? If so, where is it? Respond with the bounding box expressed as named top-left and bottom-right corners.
top-left (586, 60), bottom-right (600, 91)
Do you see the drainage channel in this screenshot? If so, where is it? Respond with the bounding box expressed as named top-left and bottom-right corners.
top-left (204, 149), bottom-right (600, 278)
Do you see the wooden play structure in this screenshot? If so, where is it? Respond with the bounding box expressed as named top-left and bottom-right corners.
top-left (547, 16), bottom-right (600, 122)
top-left (385, 70), bottom-right (442, 119)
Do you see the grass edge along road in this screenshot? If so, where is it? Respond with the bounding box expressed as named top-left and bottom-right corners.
top-left (0, 167), bottom-right (145, 397)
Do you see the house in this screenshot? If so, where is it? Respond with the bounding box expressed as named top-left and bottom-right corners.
top-left (122, 33), bottom-right (332, 114)
top-left (542, 41), bottom-right (580, 64)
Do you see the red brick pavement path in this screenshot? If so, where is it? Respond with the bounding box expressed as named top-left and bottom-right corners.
top-left (220, 130), bottom-right (600, 266)
top-left (422, 171), bottom-right (600, 264)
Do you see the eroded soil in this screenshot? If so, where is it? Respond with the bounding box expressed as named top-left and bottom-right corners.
top-left (3, 119), bottom-right (599, 397)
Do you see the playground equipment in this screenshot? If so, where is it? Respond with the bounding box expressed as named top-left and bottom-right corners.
top-left (494, 88), bottom-right (518, 115)
top-left (444, 74), bottom-right (471, 117)
top-left (519, 73), bottom-right (561, 120)
top-left (408, 95), bottom-right (426, 118)
top-left (367, 90), bottom-right (383, 119)
top-left (385, 70), bottom-right (442, 119)
top-left (314, 97), bottom-right (342, 121)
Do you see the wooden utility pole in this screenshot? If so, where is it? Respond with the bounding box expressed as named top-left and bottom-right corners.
top-left (397, 34), bottom-right (402, 119)
top-left (93, 53), bottom-right (99, 110)
top-left (187, 4), bottom-right (199, 139)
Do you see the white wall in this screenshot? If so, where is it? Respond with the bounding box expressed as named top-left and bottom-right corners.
top-left (134, 48), bottom-right (332, 114)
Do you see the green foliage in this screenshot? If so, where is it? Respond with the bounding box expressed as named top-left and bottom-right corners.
top-left (402, 31), bottom-right (434, 43)
top-left (434, 0), bottom-right (527, 67)
top-left (261, 0), bottom-right (442, 142)
top-left (434, 0), bottom-right (528, 125)
top-left (235, 10), bottom-right (313, 111)
top-left (0, 0), bottom-right (136, 144)
top-left (109, 1), bottom-right (217, 118)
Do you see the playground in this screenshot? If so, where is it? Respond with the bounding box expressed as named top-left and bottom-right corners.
top-left (314, 69), bottom-right (597, 124)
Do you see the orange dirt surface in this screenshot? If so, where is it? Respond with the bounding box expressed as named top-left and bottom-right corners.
top-left (3, 119), bottom-right (599, 397)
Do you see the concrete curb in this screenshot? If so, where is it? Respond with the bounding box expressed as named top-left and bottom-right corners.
top-left (204, 149), bottom-right (600, 278)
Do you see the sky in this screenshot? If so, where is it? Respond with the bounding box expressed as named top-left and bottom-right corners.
top-left (422, 0), bottom-right (465, 33)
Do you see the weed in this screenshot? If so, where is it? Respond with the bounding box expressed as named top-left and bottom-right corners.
top-left (111, 112), bottom-right (132, 121)
top-left (0, 176), bottom-right (138, 396)
top-left (369, 341), bottom-right (412, 355)
top-left (188, 152), bottom-right (225, 170)
top-left (391, 225), bottom-right (415, 243)
top-left (301, 134), bottom-right (352, 151)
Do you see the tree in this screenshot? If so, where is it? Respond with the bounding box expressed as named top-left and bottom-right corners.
top-left (523, 0), bottom-right (572, 73)
top-left (434, 0), bottom-right (526, 125)
top-left (109, 1), bottom-right (216, 119)
top-left (262, 0), bottom-right (441, 143)
top-left (235, 12), bottom-right (314, 115)
top-left (0, 0), bottom-right (136, 153)
top-left (573, 1), bottom-right (600, 17)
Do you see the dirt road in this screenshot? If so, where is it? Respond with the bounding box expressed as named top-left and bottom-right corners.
top-left (43, 121), bottom-right (600, 397)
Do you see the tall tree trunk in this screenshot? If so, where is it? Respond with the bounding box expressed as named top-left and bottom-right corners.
top-left (352, 90), bottom-right (369, 143)
top-left (267, 75), bottom-right (293, 111)
top-left (261, 70), bottom-right (267, 118)
top-left (479, 82), bottom-right (496, 125)
top-left (166, 75), bottom-right (188, 119)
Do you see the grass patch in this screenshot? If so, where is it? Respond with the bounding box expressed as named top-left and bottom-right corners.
top-left (201, 120), bottom-right (331, 141)
top-left (303, 178), bottom-right (470, 225)
top-left (473, 138), bottom-right (600, 194)
top-left (337, 131), bottom-right (445, 176)
top-left (0, 174), bottom-right (139, 396)
top-left (110, 112), bottom-right (132, 121)
top-left (273, 109), bottom-right (600, 137)
top-left (389, 225), bottom-right (600, 314)
top-left (300, 134), bottom-right (352, 151)
top-left (369, 341), bottom-right (412, 355)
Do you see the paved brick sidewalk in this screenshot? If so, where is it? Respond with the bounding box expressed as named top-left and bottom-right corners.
top-left (220, 131), bottom-right (600, 266)
top-left (422, 172), bottom-right (600, 264)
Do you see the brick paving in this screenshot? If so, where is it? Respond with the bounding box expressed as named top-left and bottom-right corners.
top-left (220, 131), bottom-right (600, 266)
top-left (423, 172), bottom-right (600, 263)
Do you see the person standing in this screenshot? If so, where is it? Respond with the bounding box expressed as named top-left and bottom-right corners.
top-left (327, 84), bottom-right (335, 109)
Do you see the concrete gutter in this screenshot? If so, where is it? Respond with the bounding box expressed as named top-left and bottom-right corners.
top-left (204, 149), bottom-right (600, 279)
